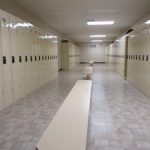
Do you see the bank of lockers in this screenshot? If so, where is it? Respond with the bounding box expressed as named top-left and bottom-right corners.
top-left (61, 42), bottom-right (80, 70)
top-left (127, 25), bottom-right (150, 96)
top-left (107, 24), bottom-right (150, 97)
top-left (0, 9), bottom-right (58, 111)
top-left (107, 36), bottom-right (127, 78)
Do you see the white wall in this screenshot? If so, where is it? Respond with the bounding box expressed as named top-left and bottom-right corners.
top-left (78, 43), bottom-right (106, 63)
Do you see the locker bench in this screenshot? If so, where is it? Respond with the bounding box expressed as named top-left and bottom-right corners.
top-left (82, 66), bottom-right (93, 79)
top-left (36, 80), bottom-right (92, 150)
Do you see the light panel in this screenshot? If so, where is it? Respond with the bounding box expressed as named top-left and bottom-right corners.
top-left (89, 35), bottom-right (106, 38)
top-left (91, 40), bottom-right (103, 42)
top-left (145, 20), bottom-right (150, 24)
top-left (87, 21), bottom-right (114, 25)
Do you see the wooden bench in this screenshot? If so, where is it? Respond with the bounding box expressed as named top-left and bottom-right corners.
top-left (36, 80), bottom-right (92, 150)
top-left (82, 66), bottom-right (93, 79)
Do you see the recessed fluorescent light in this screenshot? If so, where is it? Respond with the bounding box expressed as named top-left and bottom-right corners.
top-left (90, 35), bottom-right (106, 38)
top-left (87, 21), bottom-right (114, 25)
top-left (91, 40), bottom-right (103, 42)
top-left (145, 20), bottom-right (150, 24)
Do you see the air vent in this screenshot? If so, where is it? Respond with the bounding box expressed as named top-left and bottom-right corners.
top-left (89, 44), bottom-right (96, 48)
top-left (61, 40), bottom-right (69, 43)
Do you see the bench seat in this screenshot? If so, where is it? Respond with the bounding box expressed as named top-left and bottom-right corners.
top-left (36, 80), bottom-right (92, 150)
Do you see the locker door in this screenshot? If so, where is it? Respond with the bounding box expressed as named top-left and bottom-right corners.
top-left (43, 34), bottom-right (47, 84)
top-left (30, 28), bottom-right (35, 91)
top-left (0, 53), bottom-right (3, 110)
top-left (51, 40), bottom-right (54, 79)
top-left (36, 30), bottom-right (40, 88)
top-left (54, 40), bottom-right (58, 77)
top-left (0, 15), bottom-right (4, 110)
top-left (10, 16), bottom-right (20, 102)
top-left (48, 39), bottom-right (51, 81)
top-left (0, 12), bottom-right (13, 108)
top-left (34, 30), bottom-right (39, 89)
top-left (50, 41), bottom-right (53, 80)
top-left (26, 25), bottom-right (31, 92)
top-left (38, 32), bottom-right (42, 86)
top-left (46, 38), bottom-right (49, 82)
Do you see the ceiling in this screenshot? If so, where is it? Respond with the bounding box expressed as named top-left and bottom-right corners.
top-left (13, 0), bottom-right (150, 42)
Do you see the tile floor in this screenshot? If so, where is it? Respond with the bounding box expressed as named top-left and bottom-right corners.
top-left (0, 64), bottom-right (150, 150)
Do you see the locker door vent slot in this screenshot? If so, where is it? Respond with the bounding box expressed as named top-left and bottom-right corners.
top-left (136, 55), bottom-right (138, 60)
top-left (12, 56), bottom-right (15, 63)
top-left (30, 56), bottom-right (32, 62)
top-left (146, 55), bottom-right (149, 61)
top-left (35, 56), bottom-right (37, 61)
top-left (142, 55), bottom-right (144, 61)
top-left (19, 56), bottom-right (22, 63)
top-left (3, 56), bottom-right (6, 64)
top-left (139, 55), bottom-right (141, 60)
top-left (25, 56), bottom-right (27, 62)
top-left (39, 56), bottom-right (40, 61)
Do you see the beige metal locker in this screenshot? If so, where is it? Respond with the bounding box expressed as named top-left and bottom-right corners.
top-left (0, 11), bottom-right (13, 108)
top-left (10, 15), bottom-right (20, 102)
top-left (0, 56), bottom-right (3, 110)
top-left (0, 12), bottom-right (4, 110)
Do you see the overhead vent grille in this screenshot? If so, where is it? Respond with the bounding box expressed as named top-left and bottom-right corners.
top-left (86, 9), bottom-right (119, 15)
top-left (89, 44), bottom-right (96, 48)
top-left (61, 40), bottom-right (69, 43)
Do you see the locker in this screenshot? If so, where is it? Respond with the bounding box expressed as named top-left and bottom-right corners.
top-left (38, 32), bottom-right (42, 86)
top-left (10, 15), bottom-right (20, 102)
top-left (33, 29), bottom-right (40, 90)
top-left (0, 11), bottom-right (13, 108)
top-left (0, 13), bottom-right (4, 110)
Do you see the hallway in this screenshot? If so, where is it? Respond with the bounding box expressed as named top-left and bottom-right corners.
top-left (0, 64), bottom-right (150, 150)
top-left (88, 64), bottom-right (150, 150)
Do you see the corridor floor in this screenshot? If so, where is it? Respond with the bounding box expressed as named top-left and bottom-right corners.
top-left (0, 64), bottom-right (150, 150)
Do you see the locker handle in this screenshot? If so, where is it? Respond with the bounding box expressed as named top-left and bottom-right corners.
top-left (19, 56), bottom-right (22, 63)
top-left (30, 56), bottom-right (32, 62)
top-left (25, 56), bottom-right (28, 62)
top-left (12, 56), bottom-right (15, 63)
top-left (146, 55), bottom-right (149, 61)
top-left (3, 56), bottom-right (6, 64)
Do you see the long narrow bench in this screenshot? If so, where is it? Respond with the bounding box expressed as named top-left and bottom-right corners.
top-left (36, 80), bottom-right (92, 150)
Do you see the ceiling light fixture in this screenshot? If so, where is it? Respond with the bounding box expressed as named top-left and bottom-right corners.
top-left (145, 20), bottom-right (150, 24)
top-left (87, 21), bottom-right (114, 25)
top-left (89, 35), bottom-right (106, 38)
top-left (91, 40), bottom-right (103, 42)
